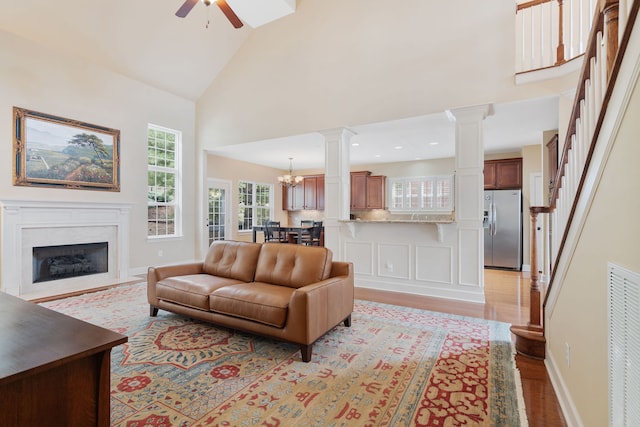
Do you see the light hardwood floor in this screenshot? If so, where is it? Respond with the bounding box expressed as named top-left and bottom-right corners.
top-left (355, 268), bottom-right (567, 427)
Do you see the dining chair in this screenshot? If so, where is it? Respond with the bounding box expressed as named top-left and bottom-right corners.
top-left (301, 221), bottom-right (323, 246)
top-left (264, 220), bottom-right (287, 243)
top-left (297, 220), bottom-right (315, 244)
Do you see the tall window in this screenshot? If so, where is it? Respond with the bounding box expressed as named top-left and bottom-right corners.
top-left (238, 181), bottom-right (273, 231)
top-left (147, 124), bottom-right (181, 238)
top-left (389, 175), bottom-right (454, 212)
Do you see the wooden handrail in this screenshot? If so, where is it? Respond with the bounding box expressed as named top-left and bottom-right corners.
top-left (545, 0), bottom-right (638, 303)
top-left (549, 4), bottom-right (606, 210)
top-left (513, 0), bottom-right (640, 359)
top-left (516, 0), bottom-right (567, 66)
top-left (517, 0), bottom-right (554, 12)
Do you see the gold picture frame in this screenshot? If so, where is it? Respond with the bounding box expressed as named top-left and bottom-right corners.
top-left (12, 107), bottom-right (120, 191)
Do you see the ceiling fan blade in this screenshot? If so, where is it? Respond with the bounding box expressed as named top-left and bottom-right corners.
top-left (215, 0), bottom-right (244, 28)
top-left (175, 0), bottom-right (199, 18)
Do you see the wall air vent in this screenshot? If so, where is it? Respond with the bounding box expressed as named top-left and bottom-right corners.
top-left (608, 263), bottom-right (640, 426)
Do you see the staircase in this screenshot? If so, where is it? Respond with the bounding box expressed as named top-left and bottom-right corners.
top-left (511, 0), bottom-right (639, 358)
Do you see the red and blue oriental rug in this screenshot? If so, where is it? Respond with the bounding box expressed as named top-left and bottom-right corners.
top-left (42, 282), bottom-right (527, 426)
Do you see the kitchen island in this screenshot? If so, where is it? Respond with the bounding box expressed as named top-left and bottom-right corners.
top-left (342, 215), bottom-right (455, 242)
top-left (336, 214), bottom-right (484, 303)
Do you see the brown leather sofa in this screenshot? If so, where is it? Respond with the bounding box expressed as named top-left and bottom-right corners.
top-left (147, 240), bottom-right (354, 362)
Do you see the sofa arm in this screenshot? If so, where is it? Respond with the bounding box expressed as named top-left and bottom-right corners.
top-left (287, 267), bottom-right (354, 344)
top-left (147, 262), bottom-right (204, 306)
top-left (328, 261), bottom-right (352, 279)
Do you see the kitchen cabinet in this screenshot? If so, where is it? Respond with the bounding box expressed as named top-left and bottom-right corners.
top-left (315, 175), bottom-right (325, 211)
top-left (366, 175), bottom-right (386, 209)
top-left (303, 175), bottom-right (324, 210)
top-left (484, 158), bottom-right (522, 190)
top-left (282, 174), bottom-right (324, 211)
top-left (351, 171), bottom-right (386, 209)
top-left (350, 171), bottom-right (369, 209)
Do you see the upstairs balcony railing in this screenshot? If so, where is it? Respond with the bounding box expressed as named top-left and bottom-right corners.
top-left (516, 0), bottom-right (598, 73)
top-left (511, 0), bottom-right (638, 359)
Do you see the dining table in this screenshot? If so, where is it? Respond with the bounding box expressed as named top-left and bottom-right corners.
top-left (252, 225), bottom-right (320, 245)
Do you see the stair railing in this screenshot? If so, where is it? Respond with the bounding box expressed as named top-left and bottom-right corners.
top-left (512, 0), bottom-right (639, 358)
top-left (516, 0), bottom-right (598, 73)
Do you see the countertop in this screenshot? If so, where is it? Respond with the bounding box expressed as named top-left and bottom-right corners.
top-left (340, 215), bottom-right (455, 224)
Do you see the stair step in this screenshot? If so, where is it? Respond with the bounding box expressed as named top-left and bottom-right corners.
top-left (511, 325), bottom-right (546, 359)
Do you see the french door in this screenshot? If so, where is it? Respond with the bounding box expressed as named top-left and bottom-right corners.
top-left (206, 179), bottom-right (231, 249)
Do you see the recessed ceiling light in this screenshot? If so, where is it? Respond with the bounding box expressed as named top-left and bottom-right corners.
top-left (375, 154), bottom-right (381, 158)
top-left (394, 146), bottom-right (403, 150)
top-left (352, 142), bottom-right (360, 146)
top-left (429, 142), bottom-right (439, 146)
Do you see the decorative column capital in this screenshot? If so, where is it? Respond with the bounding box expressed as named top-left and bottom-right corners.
top-left (446, 103), bottom-right (494, 123)
top-left (319, 127), bottom-right (356, 142)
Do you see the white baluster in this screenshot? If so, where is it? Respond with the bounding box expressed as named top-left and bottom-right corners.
top-left (516, 11), bottom-right (525, 72)
top-left (587, 64), bottom-right (595, 142)
top-left (572, 125), bottom-right (580, 191)
top-left (594, 33), bottom-right (604, 117)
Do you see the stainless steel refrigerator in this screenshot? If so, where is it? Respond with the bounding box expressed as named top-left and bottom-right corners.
top-left (483, 189), bottom-right (522, 270)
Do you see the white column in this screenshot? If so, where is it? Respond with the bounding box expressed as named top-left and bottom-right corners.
top-left (447, 104), bottom-right (492, 295)
top-left (320, 128), bottom-right (354, 260)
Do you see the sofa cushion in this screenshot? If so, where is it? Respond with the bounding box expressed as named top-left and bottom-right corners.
top-left (157, 274), bottom-right (244, 310)
top-left (254, 243), bottom-right (333, 289)
top-left (209, 282), bottom-right (294, 328)
top-left (202, 240), bottom-right (262, 282)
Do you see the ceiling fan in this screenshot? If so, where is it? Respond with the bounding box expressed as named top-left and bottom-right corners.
top-left (175, 0), bottom-right (244, 28)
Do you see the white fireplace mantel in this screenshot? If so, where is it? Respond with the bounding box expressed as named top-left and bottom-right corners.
top-left (0, 200), bottom-right (132, 299)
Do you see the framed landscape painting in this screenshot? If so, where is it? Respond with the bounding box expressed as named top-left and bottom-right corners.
top-left (13, 107), bottom-right (120, 191)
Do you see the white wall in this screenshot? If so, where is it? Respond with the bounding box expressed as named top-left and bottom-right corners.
top-left (0, 30), bottom-right (198, 275)
top-left (196, 0), bottom-right (576, 149)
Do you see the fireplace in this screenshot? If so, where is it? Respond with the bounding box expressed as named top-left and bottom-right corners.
top-left (33, 242), bottom-right (109, 283)
top-left (0, 200), bottom-right (132, 299)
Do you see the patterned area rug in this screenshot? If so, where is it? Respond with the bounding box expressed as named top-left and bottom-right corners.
top-left (42, 282), bottom-right (527, 426)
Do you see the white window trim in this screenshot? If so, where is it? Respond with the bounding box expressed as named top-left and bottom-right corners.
top-left (387, 174), bottom-right (455, 213)
top-left (147, 123), bottom-right (182, 239)
top-left (237, 181), bottom-right (275, 233)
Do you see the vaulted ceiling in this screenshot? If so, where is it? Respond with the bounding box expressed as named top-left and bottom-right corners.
top-left (0, 0), bottom-right (250, 100)
top-left (1, 0), bottom-right (568, 168)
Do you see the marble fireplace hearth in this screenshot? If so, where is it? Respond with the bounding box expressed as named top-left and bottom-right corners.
top-left (0, 200), bottom-right (132, 300)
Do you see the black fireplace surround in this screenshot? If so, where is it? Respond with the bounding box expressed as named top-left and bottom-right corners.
top-left (32, 242), bottom-right (108, 283)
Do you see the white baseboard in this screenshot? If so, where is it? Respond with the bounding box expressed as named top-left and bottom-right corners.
top-left (129, 266), bottom-right (149, 277)
top-left (545, 349), bottom-right (583, 427)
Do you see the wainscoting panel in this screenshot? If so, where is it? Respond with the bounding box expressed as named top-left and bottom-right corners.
top-left (458, 227), bottom-right (482, 288)
top-left (416, 245), bottom-right (452, 285)
top-left (456, 173), bottom-right (483, 222)
top-left (324, 180), bottom-right (341, 220)
top-left (344, 241), bottom-right (374, 276)
top-left (377, 243), bottom-right (410, 279)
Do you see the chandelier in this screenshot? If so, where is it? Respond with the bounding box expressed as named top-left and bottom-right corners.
top-left (278, 157), bottom-right (304, 187)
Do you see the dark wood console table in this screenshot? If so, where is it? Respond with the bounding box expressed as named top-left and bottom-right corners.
top-left (0, 292), bottom-right (127, 426)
